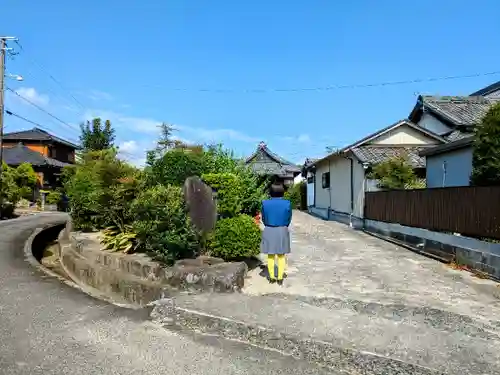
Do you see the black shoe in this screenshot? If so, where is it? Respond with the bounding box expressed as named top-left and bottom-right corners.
top-left (277, 280), bottom-right (284, 286)
top-left (269, 278), bottom-right (277, 284)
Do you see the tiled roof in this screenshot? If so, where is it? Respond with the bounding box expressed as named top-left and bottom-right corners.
top-left (3, 143), bottom-right (70, 167)
top-left (309, 119), bottom-right (446, 168)
top-left (470, 80), bottom-right (500, 96)
top-left (419, 136), bottom-right (474, 157)
top-left (3, 127), bottom-right (79, 149)
top-left (415, 95), bottom-right (500, 127)
top-left (246, 142), bottom-right (300, 173)
top-left (444, 129), bottom-right (474, 142)
top-left (352, 146), bottom-right (428, 168)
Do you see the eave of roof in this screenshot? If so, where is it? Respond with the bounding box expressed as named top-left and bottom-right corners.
top-left (419, 136), bottom-right (474, 157)
top-left (246, 142), bottom-right (301, 172)
top-left (3, 127), bottom-right (80, 149)
top-left (409, 95), bottom-right (499, 128)
top-left (470, 80), bottom-right (500, 96)
top-left (308, 119), bottom-right (446, 168)
top-left (3, 143), bottom-right (71, 167)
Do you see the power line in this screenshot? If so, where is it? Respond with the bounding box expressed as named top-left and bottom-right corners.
top-left (14, 40), bottom-right (87, 111)
top-left (146, 70), bottom-right (500, 94)
top-left (6, 87), bottom-right (79, 134)
top-left (5, 108), bottom-right (79, 144)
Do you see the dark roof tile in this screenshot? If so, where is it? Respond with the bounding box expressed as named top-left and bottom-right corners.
top-left (418, 95), bottom-right (499, 127)
top-left (352, 146), bottom-right (428, 168)
top-left (3, 127), bottom-right (79, 149)
top-left (3, 143), bottom-right (70, 167)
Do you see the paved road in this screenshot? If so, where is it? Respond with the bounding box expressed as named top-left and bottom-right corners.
top-left (246, 211), bottom-right (500, 322)
top-left (0, 214), bottom-right (332, 375)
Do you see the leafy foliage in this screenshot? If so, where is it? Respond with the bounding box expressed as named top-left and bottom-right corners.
top-left (144, 148), bottom-right (205, 187)
top-left (368, 156), bottom-right (417, 190)
top-left (470, 102), bottom-right (500, 186)
top-left (1, 162), bottom-right (38, 208)
top-left (202, 173), bottom-right (244, 218)
top-left (46, 190), bottom-right (62, 205)
top-left (207, 214), bottom-right (261, 260)
top-left (131, 185), bottom-right (198, 265)
top-left (80, 117), bottom-right (115, 151)
top-left (101, 225), bottom-right (137, 253)
top-left (65, 149), bottom-right (139, 231)
top-left (284, 181), bottom-right (305, 209)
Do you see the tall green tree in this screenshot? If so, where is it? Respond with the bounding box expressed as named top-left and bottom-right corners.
top-left (470, 102), bottom-right (500, 186)
top-left (80, 118), bottom-right (115, 151)
top-left (369, 156), bottom-right (417, 190)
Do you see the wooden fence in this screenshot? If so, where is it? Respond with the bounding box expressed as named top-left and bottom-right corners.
top-left (364, 185), bottom-right (500, 239)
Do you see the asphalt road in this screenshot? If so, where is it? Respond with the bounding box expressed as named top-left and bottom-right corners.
top-left (0, 214), bottom-right (333, 375)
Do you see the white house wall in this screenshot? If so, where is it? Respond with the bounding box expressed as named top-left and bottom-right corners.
top-left (417, 113), bottom-right (452, 136)
top-left (314, 160), bottom-right (330, 211)
top-left (313, 155), bottom-right (366, 219)
top-left (370, 124), bottom-right (441, 145)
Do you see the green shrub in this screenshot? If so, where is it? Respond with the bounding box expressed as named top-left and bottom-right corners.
top-left (144, 148), bottom-right (205, 187)
top-left (202, 173), bottom-right (243, 218)
top-left (284, 181), bottom-right (304, 209)
top-left (65, 149), bottom-right (139, 230)
top-left (131, 184), bottom-right (199, 265)
top-left (46, 190), bottom-right (62, 205)
top-left (208, 214), bottom-right (261, 260)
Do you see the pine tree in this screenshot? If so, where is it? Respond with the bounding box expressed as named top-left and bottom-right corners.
top-left (470, 102), bottom-right (500, 186)
top-left (80, 117), bottom-right (116, 151)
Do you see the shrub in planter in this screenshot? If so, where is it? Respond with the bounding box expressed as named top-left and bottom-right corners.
top-left (131, 184), bottom-right (199, 265)
top-left (208, 214), bottom-right (261, 260)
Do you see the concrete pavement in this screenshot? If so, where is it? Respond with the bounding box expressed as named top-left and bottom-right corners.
top-left (0, 214), bottom-right (333, 375)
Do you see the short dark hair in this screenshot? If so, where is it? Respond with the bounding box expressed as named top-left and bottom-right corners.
top-left (270, 183), bottom-right (285, 198)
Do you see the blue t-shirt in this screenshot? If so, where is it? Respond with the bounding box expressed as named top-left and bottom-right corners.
top-left (261, 198), bottom-right (292, 227)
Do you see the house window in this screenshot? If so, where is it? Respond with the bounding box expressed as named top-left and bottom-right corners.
top-left (307, 176), bottom-right (314, 184)
top-left (322, 172), bottom-right (330, 189)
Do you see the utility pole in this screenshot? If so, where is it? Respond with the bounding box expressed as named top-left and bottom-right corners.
top-left (0, 36), bottom-right (19, 218)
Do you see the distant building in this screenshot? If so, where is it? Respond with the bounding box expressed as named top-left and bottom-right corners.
top-left (245, 142), bottom-right (301, 186)
top-left (2, 127), bottom-right (78, 190)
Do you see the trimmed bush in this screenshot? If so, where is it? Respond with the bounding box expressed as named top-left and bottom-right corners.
top-left (46, 190), bottom-right (62, 205)
top-left (284, 181), bottom-right (304, 209)
top-left (202, 173), bottom-right (243, 218)
top-left (131, 184), bottom-right (199, 265)
top-left (208, 214), bottom-right (261, 260)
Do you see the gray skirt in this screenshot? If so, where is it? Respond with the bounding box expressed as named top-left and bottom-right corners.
top-left (260, 226), bottom-right (291, 255)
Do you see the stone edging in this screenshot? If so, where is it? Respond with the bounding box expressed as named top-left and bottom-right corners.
top-left (58, 225), bottom-right (249, 306)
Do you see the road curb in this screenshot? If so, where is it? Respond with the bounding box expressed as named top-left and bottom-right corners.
top-left (149, 298), bottom-right (442, 375)
top-left (23, 223), bottom-right (140, 310)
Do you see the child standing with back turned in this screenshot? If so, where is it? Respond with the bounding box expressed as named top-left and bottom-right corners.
top-left (260, 183), bottom-right (292, 286)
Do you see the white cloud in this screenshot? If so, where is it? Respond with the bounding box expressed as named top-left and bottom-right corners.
top-left (13, 87), bottom-right (49, 106)
top-left (88, 90), bottom-right (114, 101)
top-left (118, 140), bottom-right (138, 153)
top-left (280, 133), bottom-right (311, 143)
top-left (84, 109), bottom-right (260, 144)
top-left (297, 134), bottom-right (311, 143)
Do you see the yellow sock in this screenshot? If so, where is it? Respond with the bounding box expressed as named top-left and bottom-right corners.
top-left (267, 255), bottom-right (276, 280)
top-left (277, 254), bottom-right (286, 280)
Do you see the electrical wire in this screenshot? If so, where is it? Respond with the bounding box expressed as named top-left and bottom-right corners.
top-left (5, 109), bottom-right (79, 144)
top-left (6, 87), bottom-right (80, 134)
top-left (143, 70), bottom-right (500, 94)
top-left (14, 40), bottom-right (87, 111)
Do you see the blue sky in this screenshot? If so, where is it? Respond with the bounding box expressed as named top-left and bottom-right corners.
top-left (2, 0), bottom-right (500, 165)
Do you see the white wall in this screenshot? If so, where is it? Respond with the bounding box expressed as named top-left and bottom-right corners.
top-left (417, 113), bottom-right (452, 135)
top-left (314, 160), bottom-right (330, 210)
top-left (371, 124), bottom-right (441, 145)
top-left (313, 154), bottom-right (367, 218)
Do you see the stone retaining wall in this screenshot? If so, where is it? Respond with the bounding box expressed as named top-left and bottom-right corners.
top-left (58, 223), bottom-right (248, 306)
